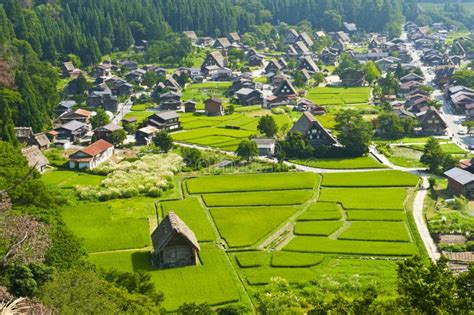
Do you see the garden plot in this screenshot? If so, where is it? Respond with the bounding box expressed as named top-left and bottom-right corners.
top-left (294, 221), bottom-right (342, 236)
top-left (321, 171), bottom-right (419, 187)
top-left (284, 237), bottom-right (417, 256)
top-left (160, 197), bottom-right (215, 242)
top-left (186, 172), bottom-right (318, 194)
top-left (210, 206), bottom-right (301, 247)
top-left (290, 156), bottom-right (386, 170)
top-left (202, 190), bottom-right (313, 207)
top-left (319, 188), bottom-right (408, 210)
top-left (90, 244), bottom-right (242, 311)
top-left (338, 222), bottom-right (411, 242)
top-left (306, 87), bottom-right (371, 106)
top-left (346, 210), bottom-right (405, 221)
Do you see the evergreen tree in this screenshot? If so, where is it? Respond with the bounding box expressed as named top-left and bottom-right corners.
top-left (0, 102), bottom-right (18, 146)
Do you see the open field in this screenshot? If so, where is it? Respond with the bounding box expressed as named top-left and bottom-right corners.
top-left (294, 221), bottom-right (342, 236)
top-left (271, 252), bottom-right (324, 267)
top-left (90, 244), bottom-right (242, 311)
top-left (123, 110), bottom-right (154, 123)
top-left (346, 210), bottom-right (405, 221)
top-left (42, 170), bottom-right (104, 187)
top-left (409, 143), bottom-right (466, 155)
top-left (290, 156), bottom-right (386, 169)
top-left (339, 222), bottom-right (410, 242)
top-left (160, 197), bottom-right (215, 241)
top-left (284, 237), bottom-right (417, 256)
top-left (186, 172), bottom-right (318, 194)
top-left (319, 188), bottom-right (408, 210)
top-left (306, 87), bottom-right (371, 106)
top-left (235, 251), bottom-right (271, 268)
top-left (211, 206), bottom-right (300, 247)
top-left (321, 171), bottom-right (419, 187)
top-left (202, 190), bottom-right (313, 207)
top-left (386, 146), bottom-right (425, 168)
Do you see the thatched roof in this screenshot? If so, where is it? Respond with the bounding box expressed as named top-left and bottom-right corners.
top-left (151, 212), bottom-right (200, 253)
top-left (21, 146), bottom-right (48, 170)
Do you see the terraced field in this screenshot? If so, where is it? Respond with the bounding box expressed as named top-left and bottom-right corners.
top-left (306, 87), bottom-right (371, 106)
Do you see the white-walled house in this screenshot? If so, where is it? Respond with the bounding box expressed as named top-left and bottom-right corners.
top-left (69, 139), bottom-right (114, 169)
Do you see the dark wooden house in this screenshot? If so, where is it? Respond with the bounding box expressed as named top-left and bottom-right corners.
top-left (419, 108), bottom-right (447, 135)
top-left (205, 97), bottom-right (224, 116)
top-left (290, 112), bottom-right (337, 147)
top-left (444, 168), bottom-right (474, 199)
top-left (145, 111), bottom-right (180, 131)
top-left (151, 212), bottom-right (200, 268)
top-left (184, 100), bottom-right (197, 113)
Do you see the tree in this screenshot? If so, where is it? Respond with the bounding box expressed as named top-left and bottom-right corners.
top-left (0, 103), bottom-right (18, 146)
top-left (312, 72), bottom-right (325, 86)
top-left (226, 104), bottom-right (235, 115)
top-left (108, 129), bottom-right (127, 146)
top-left (236, 139), bottom-right (258, 162)
top-left (377, 112), bottom-right (404, 139)
top-left (257, 115), bottom-right (278, 138)
top-left (280, 132), bottom-right (314, 158)
top-left (420, 137), bottom-right (445, 173)
top-left (180, 147), bottom-right (202, 169)
top-left (178, 302), bottom-right (212, 315)
top-left (153, 131), bottom-right (173, 153)
top-left (91, 108), bottom-right (110, 129)
top-left (293, 71), bottom-right (307, 87)
top-left (335, 110), bottom-right (373, 156)
top-left (364, 61), bottom-right (381, 84)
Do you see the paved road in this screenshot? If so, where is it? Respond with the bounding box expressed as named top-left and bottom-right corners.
top-left (412, 176), bottom-right (441, 262)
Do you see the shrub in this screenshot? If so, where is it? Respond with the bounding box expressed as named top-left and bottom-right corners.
top-left (147, 188), bottom-right (162, 197)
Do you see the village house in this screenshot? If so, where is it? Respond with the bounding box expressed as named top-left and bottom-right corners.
top-left (400, 72), bottom-right (424, 83)
top-left (61, 61), bottom-right (81, 78)
top-left (320, 48), bottom-right (339, 65)
top-left (228, 32), bottom-right (240, 43)
top-left (290, 112), bottom-right (337, 147)
top-left (183, 31), bottom-right (198, 43)
top-left (419, 108), bottom-right (447, 135)
top-left (55, 100), bottom-right (77, 116)
top-left (297, 32), bottom-right (314, 48)
top-left (298, 56), bottom-right (319, 74)
top-left (265, 59), bottom-right (287, 75)
top-left (273, 78), bottom-right (297, 99)
top-left (252, 138), bottom-right (276, 156)
top-left (285, 29), bottom-right (299, 44)
top-left (399, 80), bottom-right (422, 96)
top-left (125, 69), bottom-right (147, 85)
top-left (201, 51), bottom-right (227, 75)
top-left (444, 168), bottom-right (474, 199)
top-left (105, 77), bottom-right (134, 96)
top-left (54, 120), bottom-right (90, 142)
top-left (204, 97), bottom-right (225, 116)
top-left (68, 139), bottom-right (114, 170)
top-left (234, 88), bottom-right (262, 106)
top-left (14, 127), bottom-right (34, 144)
top-left (151, 212), bottom-right (200, 268)
top-left (341, 69), bottom-right (366, 87)
top-left (119, 60), bottom-right (138, 71)
top-left (434, 65), bottom-right (456, 87)
top-left (93, 123), bottom-right (122, 141)
top-left (21, 146), bottom-right (49, 173)
top-left (343, 22), bottom-right (357, 34)
top-left (184, 100), bottom-right (197, 113)
top-left (145, 111), bottom-right (180, 131)
top-left (135, 126), bottom-right (158, 146)
top-left (121, 117), bottom-right (138, 128)
top-left (213, 37), bottom-right (231, 49)
top-left (160, 91), bottom-right (182, 111)
top-left (57, 109), bottom-right (92, 125)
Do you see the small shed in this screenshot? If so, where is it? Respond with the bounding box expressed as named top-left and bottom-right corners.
top-left (204, 97), bottom-right (224, 116)
top-left (151, 212), bottom-right (200, 268)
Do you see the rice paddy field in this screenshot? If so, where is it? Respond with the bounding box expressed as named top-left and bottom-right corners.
top-left (290, 156), bottom-right (387, 169)
top-left (48, 167), bottom-right (424, 310)
top-left (306, 87), bottom-right (371, 106)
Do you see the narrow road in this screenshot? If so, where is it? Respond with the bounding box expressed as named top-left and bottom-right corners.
top-left (412, 176), bottom-right (441, 262)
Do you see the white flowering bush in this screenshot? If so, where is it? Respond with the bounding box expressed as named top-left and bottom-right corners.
top-left (76, 153), bottom-right (183, 200)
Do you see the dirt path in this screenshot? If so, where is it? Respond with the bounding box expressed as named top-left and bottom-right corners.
top-left (412, 176), bottom-right (441, 262)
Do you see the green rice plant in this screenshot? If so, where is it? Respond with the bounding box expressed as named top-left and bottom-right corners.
top-left (338, 222), bottom-right (410, 242)
top-left (271, 252), bottom-right (324, 268)
top-left (234, 251), bottom-right (270, 268)
top-left (210, 206), bottom-right (300, 247)
top-left (242, 267), bottom-right (316, 285)
top-left (294, 221), bottom-right (342, 236)
top-left (284, 237), bottom-right (417, 256)
top-left (290, 156), bottom-right (386, 169)
top-left (203, 190), bottom-right (313, 207)
top-left (319, 188), bottom-right (407, 210)
top-left (322, 171), bottom-right (419, 187)
top-left (161, 197), bottom-right (215, 241)
top-left (297, 211), bottom-right (342, 221)
top-left (186, 172), bottom-right (318, 194)
top-left (346, 210), bottom-right (405, 221)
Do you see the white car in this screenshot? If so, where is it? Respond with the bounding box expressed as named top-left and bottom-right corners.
top-left (458, 130), bottom-right (466, 135)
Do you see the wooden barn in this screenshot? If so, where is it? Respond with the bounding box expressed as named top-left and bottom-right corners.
top-left (151, 212), bottom-right (200, 268)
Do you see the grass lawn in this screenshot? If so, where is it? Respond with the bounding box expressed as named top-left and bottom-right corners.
top-left (42, 170), bottom-right (104, 188)
top-left (202, 190), bottom-right (313, 207)
top-left (294, 221), bottom-right (342, 236)
top-left (186, 172), bottom-right (318, 194)
top-left (306, 87), bottom-right (371, 106)
top-left (160, 197), bottom-right (215, 242)
top-left (321, 170), bottom-right (419, 187)
top-left (319, 188), bottom-right (408, 210)
top-left (346, 210), bottom-right (405, 222)
top-left (339, 222), bottom-right (410, 242)
top-left (131, 103), bottom-right (154, 111)
top-left (62, 199), bottom-right (154, 252)
top-left (90, 244), bottom-right (242, 310)
top-left (409, 143), bottom-right (466, 155)
top-left (290, 156), bottom-right (386, 169)
top-left (284, 237), bottom-right (417, 256)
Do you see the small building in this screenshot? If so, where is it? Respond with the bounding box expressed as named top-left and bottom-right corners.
top-left (228, 32), bottom-right (241, 43)
top-left (21, 146), bottom-right (49, 173)
top-left (204, 97), bottom-right (224, 116)
top-left (252, 138), bottom-right (276, 156)
top-left (160, 91), bottom-right (182, 111)
top-left (213, 37), bottom-right (231, 49)
top-left (341, 69), bottom-right (366, 87)
top-left (54, 120), bottom-right (90, 142)
top-left (201, 51), bottom-right (226, 75)
top-left (444, 168), bottom-right (474, 199)
top-left (184, 100), bottom-right (197, 113)
top-left (298, 56), bottom-right (319, 74)
top-left (136, 126), bottom-right (158, 146)
top-left (151, 212), bottom-right (200, 268)
top-left (273, 78), bottom-right (297, 97)
top-left (31, 133), bottom-right (51, 150)
top-left (14, 127), bottom-right (34, 144)
top-left (145, 111), bottom-right (180, 131)
top-left (57, 109), bottom-right (92, 125)
top-left (290, 112), bottom-right (337, 147)
top-left (55, 100), bottom-right (77, 116)
top-left (234, 88), bottom-right (262, 106)
top-left (183, 31), bottom-right (198, 43)
top-left (121, 117), bottom-right (138, 128)
top-left (68, 139), bottom-right (114, 169)
top-left (94, 123), bottom-right (122, 141)
top-left (419, 108), bottom-right (447, 135)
